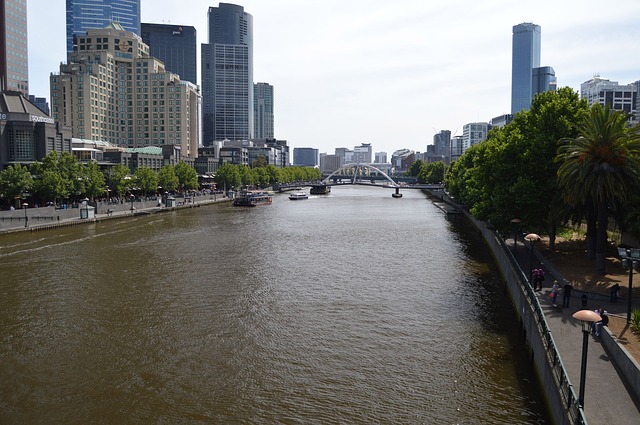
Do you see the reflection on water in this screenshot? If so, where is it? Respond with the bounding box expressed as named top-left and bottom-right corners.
top-left (0, 186), bottom-right (549, 423)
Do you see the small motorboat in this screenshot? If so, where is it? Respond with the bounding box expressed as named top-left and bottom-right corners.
top-left (289, 191), bottom-right (309, 200)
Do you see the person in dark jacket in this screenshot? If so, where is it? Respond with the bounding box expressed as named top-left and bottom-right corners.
top-left (562, 282), bottom-right (573, 308)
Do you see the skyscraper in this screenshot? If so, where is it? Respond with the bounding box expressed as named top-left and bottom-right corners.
top-left (511, 23), bottom-right (556, 114)
top-left (141, 23), bottom-right (197, 85)
top-left (66, 0), bottom-right (141, 52)
top-left (511, 23), bottom-right (540, 114)
top-left (254, 82), bottom-right (273, 139)
top-left (1, 0), bottom-right (28, 95)
top-left (201, 3), bottom-right (253, 145)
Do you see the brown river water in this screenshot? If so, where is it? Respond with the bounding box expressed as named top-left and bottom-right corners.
top-left (0, 186), bottom-right (549, 424)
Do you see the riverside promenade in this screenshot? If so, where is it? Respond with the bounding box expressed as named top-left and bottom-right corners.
top-left (510, 236), bottom-right (640, 424)
top-left (0, 193), bottom-right (232, 235)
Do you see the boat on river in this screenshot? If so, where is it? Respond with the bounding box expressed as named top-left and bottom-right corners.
top-left (233, 191), bottom-right (272, 207)
top-left (289, 191), bottom-right (308, 200)
top-left (310, 184), bottom-right (331, 195)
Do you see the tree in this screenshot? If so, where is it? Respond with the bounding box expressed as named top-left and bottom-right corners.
top-left (444, 87), bottom-right (587, 243)
top-left (84, 161), bottom-right (106, 200)
top-left (238, 165), bottom-right (255, 187)
top-left (417, 161), bottom-right (445, 184)
top-left (106, 164), bottom-right (131, 201)
top-left (0, 164), bottom-right (33, 206)
top-left (158, 164), bottom-right (179, 193)
top-left (406, 159), bottom-right (423, 177)
top-left (133, 166), bottom-right (159, 198)
top-left (215, 163), bottom-right (241, 191)
top-left (30, 151), bottom-right (83, 205)
top-left (252, 155), bottom-right (268, 168)
top-left (557, 104), bottom-right (640, 273)
top-left (174, 161), bottom-right (198, 193)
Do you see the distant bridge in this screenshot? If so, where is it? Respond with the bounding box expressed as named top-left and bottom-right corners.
top-left (321, 163), bottom-right (442, 190)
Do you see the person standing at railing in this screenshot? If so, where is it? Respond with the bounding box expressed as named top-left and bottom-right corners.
top-left (550, 280), bottom-right (560, 308)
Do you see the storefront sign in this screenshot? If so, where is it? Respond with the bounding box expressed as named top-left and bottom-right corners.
top-left (30, 115), bottom-right (55, 124)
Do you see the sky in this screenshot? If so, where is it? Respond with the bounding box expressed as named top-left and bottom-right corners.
top-left (27, 0), bottom-right (640, 156)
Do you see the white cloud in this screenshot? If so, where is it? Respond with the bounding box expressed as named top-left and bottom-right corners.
top-left (27, 0), bottom-right (640, 156)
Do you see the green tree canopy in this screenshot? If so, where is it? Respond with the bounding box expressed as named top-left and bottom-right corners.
top-left (445, 87), bottom-right (588, 242)
top-left (417, 161), bottom-right (445, 184)
top-left (174, 161), bottom-right (198, 193)
top-left (105, 164), bottom-right (131, 200)
top-left (133, 166), bottom-right (159, 197)
top-left (84, 161), bottom-right (106, 200)
top-left (557, 103), bottom-right (640, 273)
top-left (215, 163), bottom-right (241, 191)
top-left (0, 164), bottom-right (33, 205)
top-left (158, 164), bottom-right (179, 193)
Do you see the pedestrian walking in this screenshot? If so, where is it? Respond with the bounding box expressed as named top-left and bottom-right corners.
top-left (550, 280), bottom-right (560, 307)
top-left (610, 283), bottom-right (621, 303)
top-left (562, 282), bottom-right (573, 308)
top-left (592, 306), bottom-right (608, 337)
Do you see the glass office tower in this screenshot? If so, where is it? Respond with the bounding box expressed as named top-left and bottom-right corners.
top-left (201, 3), bottom-right (253, 145)
top-left (1, 0), bottom-right (28, 95)
top-left (66, 0), bottom-right (141, 52)
top-left (141, 23), bottom-right (197, 85)
top-left (511, 22), bottom-right (540, 114)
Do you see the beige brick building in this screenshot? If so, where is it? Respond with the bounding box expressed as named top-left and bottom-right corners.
top-left (50, 22), bottom-right (199, 158)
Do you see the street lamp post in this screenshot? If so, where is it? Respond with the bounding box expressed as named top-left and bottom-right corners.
top-left (525, 233), bottom-right (541, 284)
top-left (511, 218), bottom-right (522, 258)
top-left (22, 202), bottom-right (28, 227)
top-left (572, 309), bottom-right (602, 408)
top-left (617, 247), bottom-right (640, 323)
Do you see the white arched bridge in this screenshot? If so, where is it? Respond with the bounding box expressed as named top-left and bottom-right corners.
top-left (311, 163), bottom-right (443, 197)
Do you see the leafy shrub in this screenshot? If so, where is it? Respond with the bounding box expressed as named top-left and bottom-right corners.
top-left (631, 309), bottom-right (640, 334)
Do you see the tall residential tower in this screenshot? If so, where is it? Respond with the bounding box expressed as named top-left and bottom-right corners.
top-left (66, 0), bottom-right (141, 52)
top-left (254, 82), bottom-right (273, 139)
top-left (201, 3), bottom-right (253, 145)
top-left (511, 23), bottom-right (556, 114)
top-left (511, 23), bottom-right (540, 114)
top-left (1, 0), bottom-right (28, 95)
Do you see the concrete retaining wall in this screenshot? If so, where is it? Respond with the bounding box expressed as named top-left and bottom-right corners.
top-left (601, 326), bottom-right (640, 402)
top-left (461, 210), bottom-right (585, 425)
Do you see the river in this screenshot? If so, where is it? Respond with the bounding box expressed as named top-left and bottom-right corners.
top-left (0, 185), bottom-right (549, 424)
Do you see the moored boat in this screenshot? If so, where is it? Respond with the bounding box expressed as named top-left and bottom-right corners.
top-left (310, 184), bottom-right (331, 195)
top-left (233, 191), bottom-right (273, 207)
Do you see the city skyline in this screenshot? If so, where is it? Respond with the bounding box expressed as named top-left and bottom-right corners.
top-left (26, 0), bottom-right (640, 156)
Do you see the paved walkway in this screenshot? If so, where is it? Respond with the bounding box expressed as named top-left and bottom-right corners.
top-left (0, 195), bottom-right (232, 235)
top-left (511, 238), bottom-right (640, 424)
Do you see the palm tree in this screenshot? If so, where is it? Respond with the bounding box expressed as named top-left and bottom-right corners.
top-left (556, 104), bottom-right (640, 273)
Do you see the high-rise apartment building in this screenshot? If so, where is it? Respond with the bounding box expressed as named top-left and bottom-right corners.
top-left (462, 122), bottom-right (490, 152)
top-left (66, 0), bottom-right (141, 52)
top-left (51, 23), bottom-right (199, 157)
top-left (511, 23), bottom-right (556, 114)
top-left (201, 3), bottom-right (253, 145)
top-left (141, 23), bottom-right (197, 86)
top-left (1, 0), bottom-right (28, 95)
top-left (581, 76), bottom-right (638, 122)
top-left (353, 143), bottom-right (372, 164)
top-left (433, 130), bottom-right (451, 162)
top-left (374, 152), bottom-right (387, 164)
top-left (511, 23), bottom-right (540, 114)
top-left (254, 82), bottom-right (273, 139)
